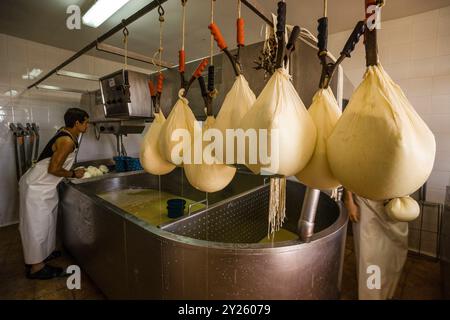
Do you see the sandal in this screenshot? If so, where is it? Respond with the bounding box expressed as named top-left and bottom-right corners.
top-left (26, 264), bottom-right (67, 280)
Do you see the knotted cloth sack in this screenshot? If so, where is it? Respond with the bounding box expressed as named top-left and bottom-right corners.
top-left (296, 87), bottom-right (341, 189)
top-left (140, 112), bottom-right (176, 175)
top-left (327, 64), bottom-right (436, 200)
top-left (239, 67), bottom-right (316, 176)
top-left (184, 116), bottom-right (236, 193)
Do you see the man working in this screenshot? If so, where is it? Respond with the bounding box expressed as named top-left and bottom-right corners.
top-left (19, 108), bottom-right (89, 280)
top-left (344, 190), bottom-right (409, 299)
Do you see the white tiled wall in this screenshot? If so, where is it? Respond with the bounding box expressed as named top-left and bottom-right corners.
top-left (0, 33), bottom-right (152, 227)
top-left (329, 6), bottom-right (450, 205)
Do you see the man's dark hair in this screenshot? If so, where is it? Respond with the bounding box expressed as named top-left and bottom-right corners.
top-left (64, 108), bottom-right (89, 128)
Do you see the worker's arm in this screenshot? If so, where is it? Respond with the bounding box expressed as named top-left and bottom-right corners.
top-left (47, 137), bottom-right (84, 178)
top-left (344, 190), bottom-right (360, 223)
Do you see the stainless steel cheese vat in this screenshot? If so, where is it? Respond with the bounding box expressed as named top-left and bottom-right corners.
top-left (59, 168), bottom-right (347, 299)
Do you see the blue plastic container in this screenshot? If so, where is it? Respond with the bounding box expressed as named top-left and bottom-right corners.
top-left (167, 199), bottom-right (186, 219)
top-left (126, 157), bottom-right (143, 171)
top-left (113, 156), bottom-right (130, 173)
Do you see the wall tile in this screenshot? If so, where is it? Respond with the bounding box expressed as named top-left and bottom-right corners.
top-left (435, 133), bottom-right (450, 152)
top-left (438, 13), bottom-right (450, 37)
top-left (380, 17), bottom-right (413, 45)
top-left (389, 42), bottom-right (412, 64)
top-left (425, 114), bottom-right (450, 134)
top-left (412, 17), bottom-right (438, 42)
top-left (0, 105), bottom-right (14, 124)
top-left (378, 45), bottom-right (391, 65)
top-left (432, 75), bottom-right (450, 95)
top-left (431, 95), bottom-right (450, 114)
top-left (412, 9), bottom-right (440, 23)
top-left (12, 106), bottom-right (31, 123)
top-left (0, 34), bottom-right (7, 59)
top-left (410, 58), bottom-right (435, 78)
top-left (433, 150), bottom-right (450, 171)
top-left (433, 54), bottom-right (450, 77)
top-left (384, 62), bottom-right (411, 81)
top-left (437, 35), bottom-right (450, 56)
top-left (411, 39), bottom-right (437, 60)
top-left (409, 95), bottom-right (432, 115)
top-left (26, 42), bottom-right (48, 70)
top-left (400, 77), bottom-right (433, 97)
top-left (30, 105), bottom-right (50, 128)
top-left (5, 35), bottom-right (28, 63)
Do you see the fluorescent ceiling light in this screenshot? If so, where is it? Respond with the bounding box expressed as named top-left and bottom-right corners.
top-left (22, 68), bottom-right (42, 80)
top-left (36, 85), bottom-right (88, 94)
top-left (82, 0), bottom-right (131, 28)
top-left (4, 90), bottom-right (18, 97)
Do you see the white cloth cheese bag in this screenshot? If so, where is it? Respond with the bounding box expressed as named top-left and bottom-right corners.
top-left (214, 75), bottom-right (256, 164)
top-left (327, 64), bottom-right (436, 200)
top-left (159, 90), bottom-right (199, 166)
top-left (184, 116), bottom-right (236, 193)
top-left (140, 112), bottom-right (176, 175)
top-left (239, 67), bottom-right (316, 176)
top-left (385, 196), bottom-right (420, 222)
top-left (296, 87), bottom-right (341, 189)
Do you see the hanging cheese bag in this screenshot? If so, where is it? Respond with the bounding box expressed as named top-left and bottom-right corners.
top-left (140, 77), bottom-right (176, 175)
top-left (141, 112), bottom-right (176, 174)
top-left (385, 196), bottom-right (420, 222)
top-left (158, 90), bottom-right (198, 166)
top-left (239, 66), bottom-right (316, 176)
top-left (214, 75), bottom-right (256, 162)
top-left (184, 115), bottom-right (236, 193)
top-left (208, 20), bottom-right (256, 164)
top-left (327, 64), bottom-right (436, 200)
top-left (296, 87), bottom-right (341, 189)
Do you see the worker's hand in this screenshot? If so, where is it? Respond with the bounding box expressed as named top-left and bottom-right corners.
top-left (347, 201), bottom-right (360, 223)
top-left (73, 168), bottom-right (85, 179)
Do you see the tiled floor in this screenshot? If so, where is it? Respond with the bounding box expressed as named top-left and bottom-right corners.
top-left (341, 232), bottom-right (443, 300)
top-left (0, 224), bottom-right (443, 300)
top-left (0, 224), bottom-right (104, 300)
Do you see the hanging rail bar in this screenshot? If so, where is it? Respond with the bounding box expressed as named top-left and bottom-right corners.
top-left (241, 0), bottom-right (274, 27)
top-left (27, 0), bottom-right (168, 90)
top-left (96, 43), bottom-right (174, 69)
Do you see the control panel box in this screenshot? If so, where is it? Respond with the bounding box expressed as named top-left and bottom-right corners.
top-left (99, 69), bottom-right (152, 119)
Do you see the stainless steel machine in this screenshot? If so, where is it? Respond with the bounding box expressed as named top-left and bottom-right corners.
top-left (59, 168), bottom-right (347, 299)
top-left (80, 88), bottom-right (146, 157)
top-left (99, 69), bottom-right (152, 119)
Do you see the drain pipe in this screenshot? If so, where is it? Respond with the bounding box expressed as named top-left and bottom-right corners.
top-left (298, 188), bottom-right (321, 242)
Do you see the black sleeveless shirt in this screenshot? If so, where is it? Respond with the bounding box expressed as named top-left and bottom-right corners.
top-left (37, 129), bottom-right (79, 162)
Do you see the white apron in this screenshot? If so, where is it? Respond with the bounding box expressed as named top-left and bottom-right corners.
top-left (19, 145), bottom-right (77, 265)
top-left (353, 196), bottom-right (408, 300)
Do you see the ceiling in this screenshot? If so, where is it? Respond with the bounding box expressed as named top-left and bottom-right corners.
top-left (1, 0), bottom-right (450, 70)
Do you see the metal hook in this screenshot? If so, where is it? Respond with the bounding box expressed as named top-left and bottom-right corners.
top-left (122, 26), bottom-right (129, 38)
top-left (158, 3), bottom-right (165, 17)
